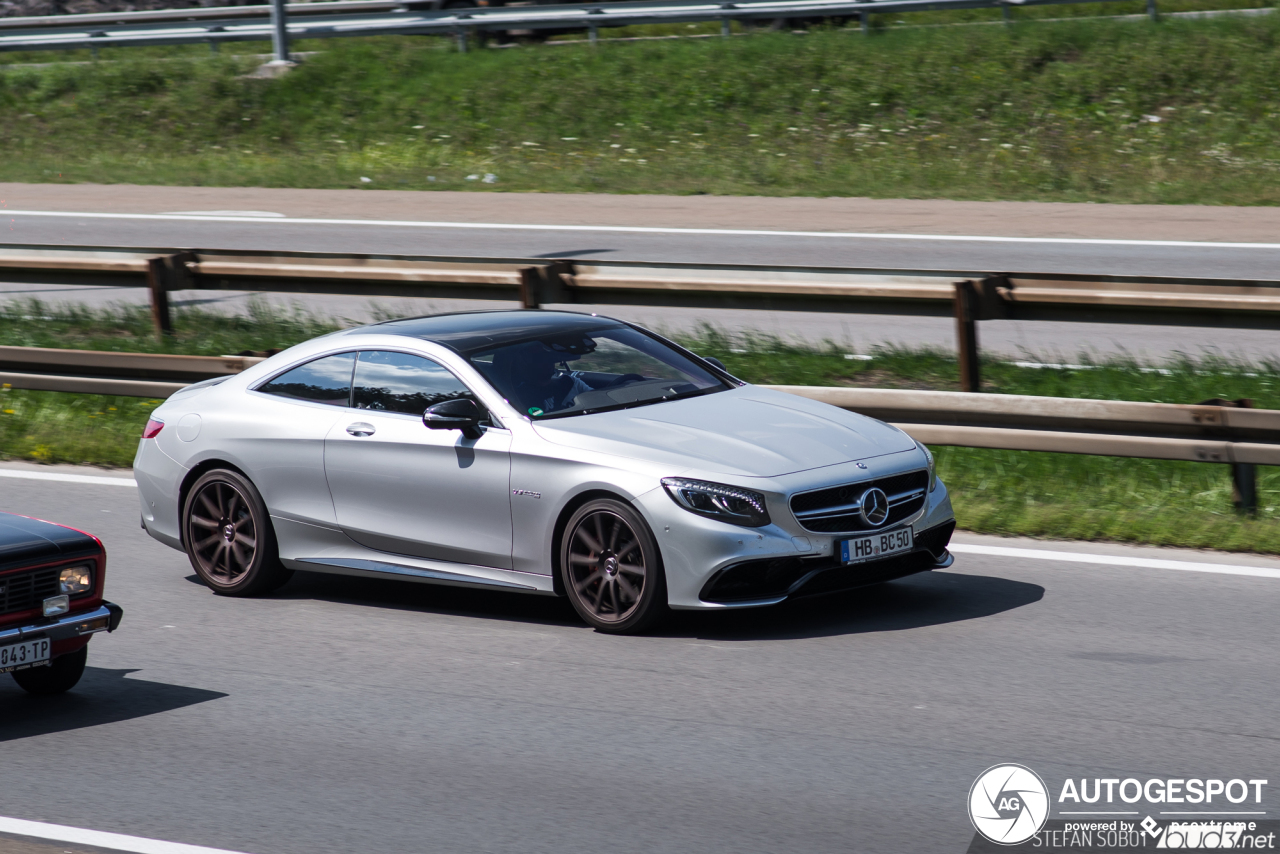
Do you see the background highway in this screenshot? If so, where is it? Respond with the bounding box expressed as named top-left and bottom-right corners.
top-left (2, 466), bottom-right (1278, 854)
top-left (5, 199), bottom-right (1280, 361)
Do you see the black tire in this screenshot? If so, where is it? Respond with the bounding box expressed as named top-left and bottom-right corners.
top-left (183, 469), bottom-right (292, 597)
top-left (559, 498), bottom-right (667, 634)
top-left (12, 645), bottom-right (87, 695)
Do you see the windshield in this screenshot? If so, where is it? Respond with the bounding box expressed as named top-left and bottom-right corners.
top-left (467, 325), bottom-right (729, 419)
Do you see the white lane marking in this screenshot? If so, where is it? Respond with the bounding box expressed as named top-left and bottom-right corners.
top-left (0, 469), bottom-right (136, 487)
top-left (158, 210), bottom-right (286, 218)
top-left (0, 816), bottom-right (255, 854)
top-left (950, 543), bottom-right (1280, 580)
top-left (8, 209), bottom-right (1280, 250)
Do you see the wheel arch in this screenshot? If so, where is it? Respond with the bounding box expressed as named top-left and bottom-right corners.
top-left (177, 458), bottom-right (255, 550)
top-left (549, 488), bottom-right (637, 597)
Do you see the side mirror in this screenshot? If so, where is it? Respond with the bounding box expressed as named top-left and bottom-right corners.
top-left (423, 398), bottom-right (484, 440)
top-left (702, 355), bottom-right (728, 373)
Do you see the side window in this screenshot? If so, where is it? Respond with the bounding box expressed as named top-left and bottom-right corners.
top-left (353, 351), bottom-right (476, 416)
top-left (257, 352), bottom-right (355, 406)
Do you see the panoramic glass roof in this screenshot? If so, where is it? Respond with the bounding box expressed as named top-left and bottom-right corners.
top-left (346, 311), bottom-right (624, 356)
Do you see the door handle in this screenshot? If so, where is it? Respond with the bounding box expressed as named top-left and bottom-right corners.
top-left (346, 422), bottom-right (376, 437)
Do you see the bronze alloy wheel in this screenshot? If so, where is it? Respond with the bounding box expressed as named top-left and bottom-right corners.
top-left (183, 469), bottom-right (291, 596)
top-left (561, 498), bottom-right (666, 633)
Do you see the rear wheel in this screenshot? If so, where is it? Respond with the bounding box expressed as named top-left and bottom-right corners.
top-left (560, 499), bottom-right (667, 634)
top-left (183, 469), bottom-right (292, 597)
top-left (12, 646), bottom-right (87, 695)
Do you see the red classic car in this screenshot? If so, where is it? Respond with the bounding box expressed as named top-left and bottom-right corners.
top-left (0, 511), bottom-right (123, 695)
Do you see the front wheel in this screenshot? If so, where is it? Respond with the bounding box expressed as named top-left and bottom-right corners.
top-left (183, 469), bottom-right (292, 597)
top-left (560, 499), bottom-right (667, 634)
top-left (12, 646), bottom-right (87, 695)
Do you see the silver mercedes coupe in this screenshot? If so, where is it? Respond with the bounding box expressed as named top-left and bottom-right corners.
top-left (135, 311), bottom-right (956, 633)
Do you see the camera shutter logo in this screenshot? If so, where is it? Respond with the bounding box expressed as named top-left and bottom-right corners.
top-left (968, 764), bottom-right (1050, 845)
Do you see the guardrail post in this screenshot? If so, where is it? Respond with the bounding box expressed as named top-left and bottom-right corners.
top-left (146, 258), bottom-right (175, 340)
top-left (520, 263), bottom-right (574, 308)
top-left (1229, 399), bottom-right (1258, 515)
top-left (269, 0), bottom-right (290, 63)
top-left (520, 267), bottom-right (543, 309)
top-left (145, 253), bottom-right (194, 341)
top-left (1234, 458), bottom-right (1258, 515)
top-left (1199, 397), bottom-right (1258, 514)
top-left (1147, 0), bottom-right (1158, 20)
top-left (455, 28), bottom-right (467, 52)
top-left (719, 2), bottom-right (735, 36)
top-left (954, 280), bottom-right (981, 393)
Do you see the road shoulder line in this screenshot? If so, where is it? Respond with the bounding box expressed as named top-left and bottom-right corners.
top-left (0, 468), bottom-right (136, 487)
top-left (0, 817), bottom-right (253, 854)
top-left (949, 543), bottom-right (1280, 580)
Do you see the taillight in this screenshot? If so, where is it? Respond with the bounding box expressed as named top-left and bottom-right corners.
top-left (142, 418), bottom-right (165, 439)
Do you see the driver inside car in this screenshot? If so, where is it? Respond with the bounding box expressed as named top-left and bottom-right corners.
top-left (495, 341), bottom-right (593, 415)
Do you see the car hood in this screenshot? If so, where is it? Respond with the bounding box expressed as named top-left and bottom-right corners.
top-left (531, 386), bottom-right (917, 477)
top-left (0, 511), bottom-right (100, 573)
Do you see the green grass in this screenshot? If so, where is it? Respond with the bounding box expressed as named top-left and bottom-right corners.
top-left (0, 298), bottom-right (340, 355)
top-left (5, 13), bottom-right (1280, 202)
top-left (1, 304), bottom-right (1277, 553)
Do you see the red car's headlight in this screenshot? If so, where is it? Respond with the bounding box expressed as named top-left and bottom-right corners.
top-left (59, 564), bottom-right (94, 596)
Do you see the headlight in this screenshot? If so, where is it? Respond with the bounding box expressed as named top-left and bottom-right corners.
top-left (661, 477), bottom-right (771, 528)
top-left (917, 441), bottom-right (937, 493)
top-left (59, 564), bottom-right (93, 596)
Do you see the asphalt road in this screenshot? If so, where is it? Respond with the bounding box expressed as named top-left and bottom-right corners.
top-left (2, 469), bottom-right (1277, 854)
top-left (5, 210), bottom-right (1280, 361)
top-left (14, 209), bottom-right (1280, 277)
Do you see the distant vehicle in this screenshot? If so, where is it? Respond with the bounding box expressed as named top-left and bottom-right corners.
top-left (0, 512), bottom-right (123, 694)
top-left (135, 310), bottom-right (955, 634)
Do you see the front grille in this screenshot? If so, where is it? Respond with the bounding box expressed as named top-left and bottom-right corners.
top-left (0, 566), bottom-right (61, 617)
top-left (790, 469), bottom-right (929, 534)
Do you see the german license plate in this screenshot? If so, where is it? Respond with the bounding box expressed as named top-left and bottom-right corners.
top-left (839, 528), bottom-right (913, 564)
top-left (0, 638), bottom-right (51, 673)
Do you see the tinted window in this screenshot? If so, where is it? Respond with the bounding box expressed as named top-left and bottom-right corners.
top-left (353, 351), bottom-right (475, 416)
top-left (258, 352), bottom-right (355, 406)
top-left (469, 326), bottom-right (726, 419)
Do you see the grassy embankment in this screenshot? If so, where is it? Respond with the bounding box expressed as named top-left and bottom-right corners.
top-left (4, 14), bottom-right (1280, 201)
top-left (1, 302), bottom-right (1277, 553)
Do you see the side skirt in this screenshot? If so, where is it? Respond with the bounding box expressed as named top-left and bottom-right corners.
top-left (294, 556), bottom-right (548, 594)
top-left (271, 515), bottom-right (556, 595)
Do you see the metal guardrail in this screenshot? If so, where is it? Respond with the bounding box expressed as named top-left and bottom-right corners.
top-left (0, 345), bottom-right (1268, 510)
top-left (0, 0), bottom-right (1157, 55)
top-left (769, 386), bottom-right (1279, 464)
top-left (5, 243), bottom-right (1280, 392)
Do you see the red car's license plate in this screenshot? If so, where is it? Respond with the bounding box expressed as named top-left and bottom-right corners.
top-left (0, 637), bottom-right (51, 673)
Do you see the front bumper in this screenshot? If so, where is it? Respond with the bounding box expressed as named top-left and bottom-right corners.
top-left (699, 520), bottom-right (956, 604)
top-left (0, 602), bottom-right (124, 646)
top-left (640, 468), bottom-right (956, 609)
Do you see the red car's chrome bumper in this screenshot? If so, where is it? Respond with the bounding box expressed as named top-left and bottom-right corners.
top-left (0, 602), bottom-right (123, 646)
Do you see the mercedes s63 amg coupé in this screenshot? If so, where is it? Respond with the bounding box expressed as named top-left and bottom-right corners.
top-left (135, 311), bottom-right (955, 633)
